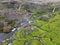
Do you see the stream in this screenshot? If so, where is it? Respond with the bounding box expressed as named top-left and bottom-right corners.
top-left (0, 15), bottom-right (30, 45)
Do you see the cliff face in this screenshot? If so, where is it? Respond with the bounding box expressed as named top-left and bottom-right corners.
top-left (1, 0), bottom-right (60, 5)
top-left (1, 0), bottom-right (60, 3)
top-left (22, 0), bottom-right (60, 4)
top-left (24, 0), bottom-right (60, 2)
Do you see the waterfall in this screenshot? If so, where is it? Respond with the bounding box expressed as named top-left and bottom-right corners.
top-left (52, 7), bottom-right (56, 13)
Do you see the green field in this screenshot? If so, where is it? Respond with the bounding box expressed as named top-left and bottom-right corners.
top-left (0, 2), bottom-right (60, 45)
top-left (11, 8), bottom-right (60, 45)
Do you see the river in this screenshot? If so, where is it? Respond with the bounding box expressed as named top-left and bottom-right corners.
top-left (0, 14), bottom-right (30, 45)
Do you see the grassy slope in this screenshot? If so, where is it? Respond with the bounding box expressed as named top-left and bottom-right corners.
top-left (11, 10), bottom-right (60, 45)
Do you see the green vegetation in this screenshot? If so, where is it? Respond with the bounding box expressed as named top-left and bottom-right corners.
top-left (0, 41), bottom-right (8, 45)
top-left (5, 19), bottom-right (16, 27)
top-left (0, 26), bottom-right (3, 32)
top-left (0, 1), bottom-right (60, 45)
top-left (0, 17), bottom-right (16, 32)
top-left (11, 6), bottom-right (60, 45)
top-left (0, 16), bottom-right (5, 20)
